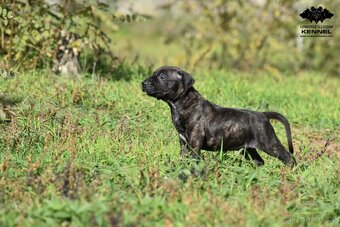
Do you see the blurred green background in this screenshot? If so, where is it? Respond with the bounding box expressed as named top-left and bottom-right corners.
top-left (0, 0), bottom-right (339, 77)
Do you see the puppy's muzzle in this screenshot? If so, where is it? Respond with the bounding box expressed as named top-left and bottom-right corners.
top-left (142, 82), bottom-right (147, 92)
top-left (142, 81), bottom-right (149, 92)
top-left (142, 81), bottom-right (155, 94)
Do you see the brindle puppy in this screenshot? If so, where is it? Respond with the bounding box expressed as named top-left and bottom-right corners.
top-left (142, 66), bottom-right (296, 166)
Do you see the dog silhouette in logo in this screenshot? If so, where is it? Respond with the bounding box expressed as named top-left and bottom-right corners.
top-left (300, 6), bottom-right (334, 23)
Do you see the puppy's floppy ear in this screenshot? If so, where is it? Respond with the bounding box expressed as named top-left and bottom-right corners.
top-left (177, 70), bottom-right (195, 92)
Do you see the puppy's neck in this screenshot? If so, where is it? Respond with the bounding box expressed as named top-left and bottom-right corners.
top-left (167, 87), bottom-right (201, 111)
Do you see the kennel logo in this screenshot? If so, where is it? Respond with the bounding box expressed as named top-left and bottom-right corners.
top-left (299, 6), bottom-right (334, 37)
top-left (300, 6), bottom-right (333, 23)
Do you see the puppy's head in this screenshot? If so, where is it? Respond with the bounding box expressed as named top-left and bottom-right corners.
top-left (142, 66), bottom-right (195, 101)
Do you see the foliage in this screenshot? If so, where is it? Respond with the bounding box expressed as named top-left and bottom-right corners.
top-left (0, 0), bottom-right (147, 73)
top-left (162, 0), bottom-right (340, 76)
top-left (0, 69), bottom-right (339, 225)
top-left (0, 5), bottom-right (13, 26)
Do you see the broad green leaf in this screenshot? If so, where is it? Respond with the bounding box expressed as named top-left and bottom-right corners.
top-left (2, 8), bottom-right (7, 17)
top-left (7, 11), bottom-right (13, 19)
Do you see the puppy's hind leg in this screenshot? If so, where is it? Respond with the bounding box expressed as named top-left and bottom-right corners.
top-left (258, 140), bottom-right (296, 166)
top-left (256, 122), bottom-right (296, 166)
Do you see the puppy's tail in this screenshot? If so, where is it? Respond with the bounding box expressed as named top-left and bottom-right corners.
top-left (264, 112), bottom-right (294, 154)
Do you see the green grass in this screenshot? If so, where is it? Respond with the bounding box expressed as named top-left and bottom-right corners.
top-left (0, 68), bottom-right (339, 226)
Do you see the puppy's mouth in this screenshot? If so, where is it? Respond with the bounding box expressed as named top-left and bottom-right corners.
top-left (141, 83), bottom-right (147, 92)
top-left (145, 90), bottom-right (162, 98)
top-left (142, 85), bottom-right (159, 97)
top-left (142, 81), bottom-right (166, 100)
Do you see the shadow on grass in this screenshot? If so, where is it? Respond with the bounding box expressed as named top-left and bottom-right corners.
top-left (0, 93), bottom-right (23, 106)
top-left (0, 93), bottom-right (23, 123)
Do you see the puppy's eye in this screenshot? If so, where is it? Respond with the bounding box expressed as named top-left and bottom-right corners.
top-left (159, 74), bottom-right (166, 80)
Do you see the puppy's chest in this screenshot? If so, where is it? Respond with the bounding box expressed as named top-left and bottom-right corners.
top-left (171, 109), bottom-right (191, 133)
top-left (171, 110), bottom-right (183, 131)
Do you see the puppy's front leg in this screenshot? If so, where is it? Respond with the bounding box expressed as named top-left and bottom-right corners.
top-left (178, 135), bottom-right (190, 157)
top-left (178, 132), bottom-right (202, 159)
top-left (188, 127), bottom-right (205, 159)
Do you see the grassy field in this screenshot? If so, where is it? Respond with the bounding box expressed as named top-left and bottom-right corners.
top-left (0, 68), bottom-right (339, 226)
